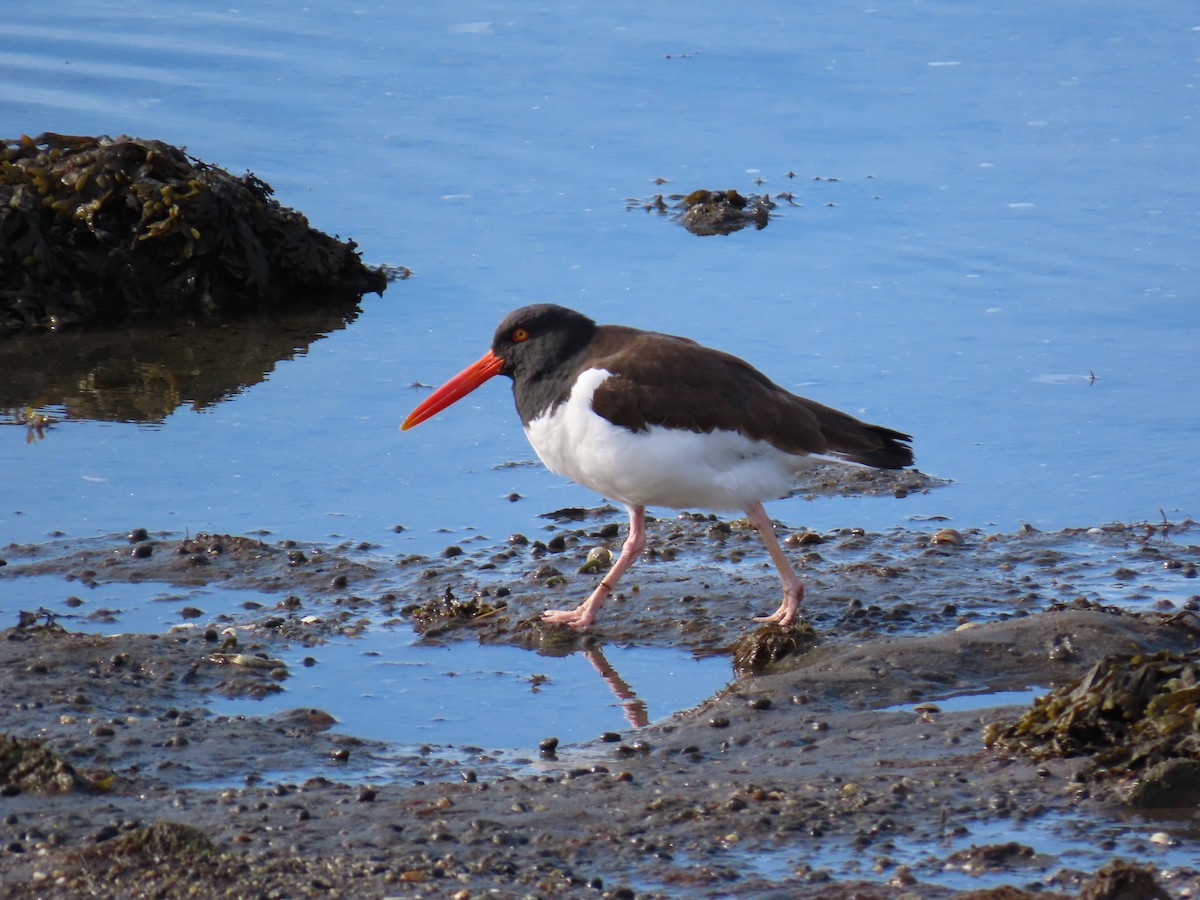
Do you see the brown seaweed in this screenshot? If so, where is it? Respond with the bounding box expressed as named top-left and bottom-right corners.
top-left (985, 649), bottom-right (1200, 776)
top-left (1, 133), bottom-right (391, 333)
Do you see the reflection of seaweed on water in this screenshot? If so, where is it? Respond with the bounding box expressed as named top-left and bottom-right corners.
top-left (15, 406), bottom-right (54, 442)
top-left (1, 133), bottom-right (390, 333)
top-left (0, 310), bottom-right (368, 426)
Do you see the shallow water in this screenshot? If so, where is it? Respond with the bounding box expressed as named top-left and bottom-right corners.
top-left (792, 812), bottom-right (1200, 895)
top-left (206, 627), bottom-right (732, 750)
top-left (2, 2), bottom-right (1199, 754)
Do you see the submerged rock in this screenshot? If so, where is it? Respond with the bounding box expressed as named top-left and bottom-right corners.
top-left (1, 133), bottom-right (391, 332)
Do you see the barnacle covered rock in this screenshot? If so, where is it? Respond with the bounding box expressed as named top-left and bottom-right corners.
top-left (1, 133), bottom-right (389, 332)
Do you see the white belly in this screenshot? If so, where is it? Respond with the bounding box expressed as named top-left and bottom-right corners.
top-left (523, 368), bottom-right (820, 511)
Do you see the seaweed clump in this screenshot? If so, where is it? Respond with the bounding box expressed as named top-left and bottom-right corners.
top-left (404, 586), bottom-right (507, 636)
top-left (96, 820), bottom-right (219, 860)
top-left (625, 188), bottom-right (778, 235)
top-left (985, 650), bottom-right (1200, 777)
top-left (731, 621), bottom-right (819, 675)
top-left (1, 133), bottom-right (388, 332)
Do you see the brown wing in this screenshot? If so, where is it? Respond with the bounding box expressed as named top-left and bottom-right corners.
top-left (587, 325), bottom-right (913, 469)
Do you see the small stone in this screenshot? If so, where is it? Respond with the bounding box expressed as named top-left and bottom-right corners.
top-left (785, 531), bottom-right (824, 547)
top-left (930, 528), bottom-right (963, 547)
top-left (579, 546), bottom-right (613, 574)
top-left (1123, 759), bottom-right (1200, 809)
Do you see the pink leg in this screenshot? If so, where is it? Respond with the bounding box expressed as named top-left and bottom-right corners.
top-left (543, 504), bottom-right (646, 629)
top-left (745, 501), bottom-right (805, 626)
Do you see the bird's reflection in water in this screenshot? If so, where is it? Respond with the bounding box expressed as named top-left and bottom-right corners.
top-left (581, 646), bottom-right (649, 728)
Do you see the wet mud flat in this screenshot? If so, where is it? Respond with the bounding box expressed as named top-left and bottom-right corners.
top-left (1, 514), bottom-right (1199, 898)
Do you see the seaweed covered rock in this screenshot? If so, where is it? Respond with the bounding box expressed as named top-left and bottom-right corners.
top-left (95, 820), bottom-right (219, 861)
top-left (679, 188), bottom-right (773, 235)
top-left (625, 187), bottom-right (778, 235)
top-left (0, 733), bottom-right (97, 793)
top-left (985, 649), bottom-right (1200, 779)
top-left (731, 621), bottom-right (819, 675)
top-left (1, 133), bottom-right (389, 332)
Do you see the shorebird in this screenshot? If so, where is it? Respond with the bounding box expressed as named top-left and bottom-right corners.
top-left (403, 304), bottom-right (913, 629)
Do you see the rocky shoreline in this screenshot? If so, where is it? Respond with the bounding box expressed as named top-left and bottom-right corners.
top-left (1, 516), bottom-right (1198, 897)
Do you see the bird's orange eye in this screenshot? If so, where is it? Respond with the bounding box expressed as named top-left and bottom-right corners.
top-left (511, 327), bottom-right (529, 342)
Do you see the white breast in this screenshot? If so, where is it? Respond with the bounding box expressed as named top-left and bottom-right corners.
top-left (523, 368), bottom-right (821, 511)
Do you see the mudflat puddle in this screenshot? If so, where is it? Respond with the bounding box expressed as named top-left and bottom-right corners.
top-left (206, 628), bottom-right (732, 752)
top-left (10, 565), bottom-right (732, 766)
top-left (880, 687), bottom-right (1047, 715)
top-left (703, 812), bottom-right (1200, 897)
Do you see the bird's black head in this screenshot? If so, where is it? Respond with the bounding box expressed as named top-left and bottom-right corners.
top-left (491, 304), bottom-right (597, 380)
top-left (491, 304), bottom-right (598, 424)
top-left (402, 304), bottom-right (599, 432)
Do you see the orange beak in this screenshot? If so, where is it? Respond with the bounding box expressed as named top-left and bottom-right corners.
top-left (401, 349), bottom-right (506, 430)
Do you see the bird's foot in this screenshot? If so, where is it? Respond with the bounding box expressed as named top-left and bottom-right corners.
top-left (753, 608), bottom-right (797, 627)
top-left (542, 581), bottom-right (613, 630)
top-left (753, 586), bottom-right (803, 627)
top-left (541, 606), bottom-right (596, 630)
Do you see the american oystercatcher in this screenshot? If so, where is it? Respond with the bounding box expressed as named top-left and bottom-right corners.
top-left (403, 304), bottom-right (913, 629)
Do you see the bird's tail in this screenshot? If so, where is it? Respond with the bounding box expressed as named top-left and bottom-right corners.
top-left (833, 424), bottom-right (914, 470)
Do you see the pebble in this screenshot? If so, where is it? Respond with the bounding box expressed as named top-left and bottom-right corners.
top-left (930, 528), bottom-right (964, 547)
